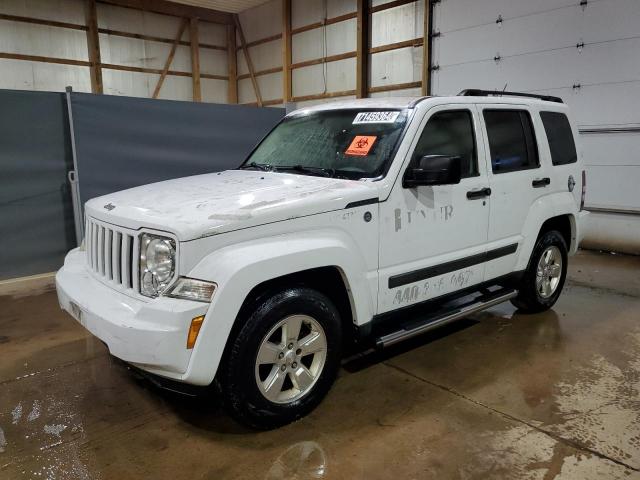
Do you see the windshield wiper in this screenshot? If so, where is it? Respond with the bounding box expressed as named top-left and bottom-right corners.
top-left (240, 161), bottom-right (273, 171)
top-left (275, 165), bottom-right (336, 178)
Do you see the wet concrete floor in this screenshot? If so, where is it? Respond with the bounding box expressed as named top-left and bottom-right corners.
top-left (1, 250), bottom-right (639, 479)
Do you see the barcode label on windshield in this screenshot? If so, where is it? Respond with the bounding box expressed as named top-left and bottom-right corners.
top-left (353, 111), bottom-right (400, 124)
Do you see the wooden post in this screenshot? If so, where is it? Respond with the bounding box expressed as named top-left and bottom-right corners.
top-left (282, 0), bottom-right (292, 103)
top-left (85, 0), bottom-right (103, 94)
top-left (235, 15), bottom-right (263, 107)
top-left (421, 0), bottom-right (431, 95)
top-left (190, 18), bottom-right (202, 102)
top-left (153, 18), bottom-right (188, 99)
top-left (227, 24), bottom-right (238, 103)
top-left (356, 0), bottom-right (369, 98)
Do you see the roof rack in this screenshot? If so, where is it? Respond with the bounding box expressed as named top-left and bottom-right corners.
top-left (458, 89), bottom-right (563, 104)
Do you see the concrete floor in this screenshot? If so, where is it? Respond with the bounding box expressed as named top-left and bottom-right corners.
top-left (1, 251), bottom-right (639, 479)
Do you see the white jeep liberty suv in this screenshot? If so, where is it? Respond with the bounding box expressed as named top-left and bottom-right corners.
top-left (57, 90), bottom-right (588, 429)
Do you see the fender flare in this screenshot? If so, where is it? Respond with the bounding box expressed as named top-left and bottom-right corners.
top-left (515, 192), bottom-right (578, 271)
top-left (180, 229), bottom-right (374, 385)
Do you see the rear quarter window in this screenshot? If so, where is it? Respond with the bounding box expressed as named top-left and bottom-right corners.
top-left (540, 111), bottom-right (578, 166)
top-left (483, 109), bottom-right (539, 174)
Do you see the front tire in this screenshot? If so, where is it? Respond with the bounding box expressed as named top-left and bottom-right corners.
top-left (218, 287), bottom-right (342, 430)
top-left (511, 230), bottom-right (568, 313)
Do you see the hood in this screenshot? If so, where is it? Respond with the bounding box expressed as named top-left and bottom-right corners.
top-left (85, 170), bottom-right (380, 241)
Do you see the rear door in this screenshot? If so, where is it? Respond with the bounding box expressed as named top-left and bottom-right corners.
top-left (477, 104), bottom-right (551, 280)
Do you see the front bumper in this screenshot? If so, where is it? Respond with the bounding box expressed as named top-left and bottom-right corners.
top-left (56, 248), bottom-right (209, 380)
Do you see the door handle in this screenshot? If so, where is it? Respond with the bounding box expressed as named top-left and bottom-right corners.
top-left (532, 177), bottom-right (551, 188)
top-left (466, 187), bottom-right (492, 199)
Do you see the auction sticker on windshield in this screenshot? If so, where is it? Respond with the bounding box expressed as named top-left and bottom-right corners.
top-left (345, 136), bottom-right (377, 156)
top-left (353, 111), bottom-right (400, 124)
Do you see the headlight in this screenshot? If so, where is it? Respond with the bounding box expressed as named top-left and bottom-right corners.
top-left (165, 278), bottom-right (217, 303)
top-left (139, 233), bottom-right (176, 298)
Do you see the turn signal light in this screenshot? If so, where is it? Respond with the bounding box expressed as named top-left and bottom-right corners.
top-left (187, 315), bottom-right (205, 349)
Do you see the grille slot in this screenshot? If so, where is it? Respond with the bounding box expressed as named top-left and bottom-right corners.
top-left (86, 218), bottom-right (137, 292)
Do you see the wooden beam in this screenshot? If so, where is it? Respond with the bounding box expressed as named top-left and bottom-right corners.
top-left (98, 27), bottom-right (225, 50)
top-left (236, 33), bottom-right (282, 50)
top-left (0, 52), bottom-right (90, 67)
top-left (291, 51), bottom-right (357, 70)
top-left (291, 12), bottom-right (357, 35)
top-left (370, 0), bottom-right (417, 14)
top-left (97, 0), bottom-right (233, 25)
top-left (227, 24), bottom-right (238, 103)
top-left (282, 0), bottom-right (292, 103)
top-left (242, 98), bottom-right (284, 107)
top-left (85, 0), bottom-right (103, 94)
top-left (100, 63), bottom-right (189, 75)
top-left (152, 18), bottom-right (188, 99)
top-left (422, 0), bottom-right (431, 95)
top-left (368, 80), bottom-right (422, 94)
top-left (237, 66), bottom-right (282, 81)
top-left (235, 15), bottom-right (263, 107)
top-left (292, 89), bottom-right (356, 103)
top-left (190, 18), bottom-right (201, 102)
top-left (0, 52), bottom-right (229, 81)
top-left (356, 0), bottom-right (369, 98)
top-left (369, 37), bottom-right (423, 55)
top-left (200, 73), bottom-right (229, 80)
top-left (0, 13), bottom-right (86, 30)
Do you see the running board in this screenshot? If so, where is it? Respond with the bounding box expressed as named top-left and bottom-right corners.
top-left (375, 288), bottom-right (518, 349)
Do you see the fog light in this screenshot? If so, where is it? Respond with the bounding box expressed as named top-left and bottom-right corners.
top-left (187, 315), bottom-right (205, 349)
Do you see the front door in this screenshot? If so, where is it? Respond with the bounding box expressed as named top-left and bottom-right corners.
top-left (378, 105), bottom-right (491, 314)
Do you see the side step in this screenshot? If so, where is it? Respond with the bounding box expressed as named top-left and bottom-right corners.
top-left (375, 287), bottom-right (518, 349)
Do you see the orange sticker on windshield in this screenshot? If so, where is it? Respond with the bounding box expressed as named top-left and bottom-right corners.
top-left (345, 136), bottom-right (377, 156)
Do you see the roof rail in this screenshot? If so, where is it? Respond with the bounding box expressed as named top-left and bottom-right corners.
top-left (458, 89), bottom-right (563, 104)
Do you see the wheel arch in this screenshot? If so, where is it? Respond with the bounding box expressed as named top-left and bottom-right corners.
top-left (538, 214), bottom-right (575, 252)
top-left (180, 232), bottom-right (373, 386)
top-left (231, 266), bottom-right (357, 349)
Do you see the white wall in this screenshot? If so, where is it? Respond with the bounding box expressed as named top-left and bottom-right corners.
top-left (236, 0), bottom-right (427, 107)
top-left (431, 0), bottom-right (640, 253)
top-left (0, 0), bottom-right (229, 103)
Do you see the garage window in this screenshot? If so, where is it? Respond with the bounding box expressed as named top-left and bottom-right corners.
top-left (483, 110), bottom-right (539, 174)
top-left (412, 110), bottom-right (478, 178)
top-left (540, 111), bottom-right (578, 166)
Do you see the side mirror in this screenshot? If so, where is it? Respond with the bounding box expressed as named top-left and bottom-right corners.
top-left (403, 155), bottom-right (462, 188)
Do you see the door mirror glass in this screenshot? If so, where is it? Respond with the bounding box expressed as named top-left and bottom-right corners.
top-left (404, 155), bottom-right (462, 187)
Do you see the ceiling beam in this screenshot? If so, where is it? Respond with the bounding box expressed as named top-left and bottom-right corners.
top-left (97, 0), bottom-right (233, 25)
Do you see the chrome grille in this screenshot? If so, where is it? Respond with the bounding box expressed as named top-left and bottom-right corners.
top-left (85, 218), bottom-right (138, 292)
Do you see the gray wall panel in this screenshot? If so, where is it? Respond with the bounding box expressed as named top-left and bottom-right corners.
top-left (0, 89), bottom-right (76, 280)
top-left (70, 93), bottom-right (284, 206)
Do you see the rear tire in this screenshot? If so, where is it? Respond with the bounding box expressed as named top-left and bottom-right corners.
top-left (218, 287), bottom-right (342, 430)
top-left (511, 230), bottom-right (568, 313)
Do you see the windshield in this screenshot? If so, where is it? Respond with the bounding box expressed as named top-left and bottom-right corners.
top-left (239, 108), bottom-right (410, 179)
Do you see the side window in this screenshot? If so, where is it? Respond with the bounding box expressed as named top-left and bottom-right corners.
top-left (412, 110), bottom-right (478, 178)
top-left (540, 111), bottom-right (578, 165)
top-left (483, 110), bottom-right (539, 174)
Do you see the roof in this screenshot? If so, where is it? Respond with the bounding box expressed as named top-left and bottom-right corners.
top-left (290, 93), bottom-right (566, 116)
top-left (290, 97), bottom-right (427, 115)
